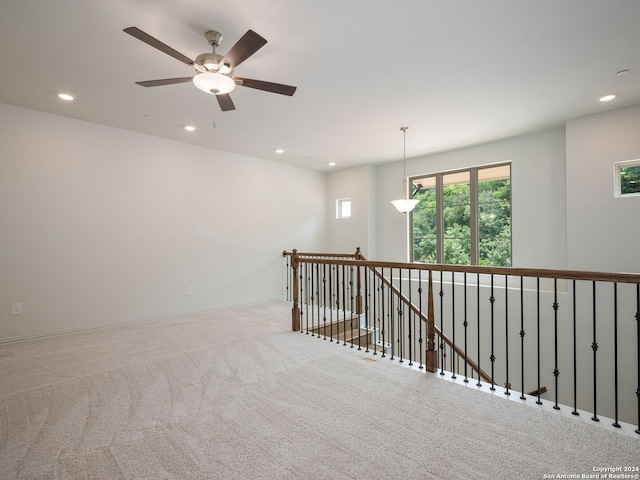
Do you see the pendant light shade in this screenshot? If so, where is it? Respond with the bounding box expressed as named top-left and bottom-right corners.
top-left (391, 126), bottom-right (419, 213)
top-left (391, 198), bottom-right (420, 213)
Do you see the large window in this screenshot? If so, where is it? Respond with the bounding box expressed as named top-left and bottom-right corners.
top-left (411, 164), bottom-right (511, 266)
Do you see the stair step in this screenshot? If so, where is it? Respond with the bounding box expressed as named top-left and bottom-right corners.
top-left (321, 329), bottom-right (372, 347)
top-left (307, 316), bottom-right (359, 336)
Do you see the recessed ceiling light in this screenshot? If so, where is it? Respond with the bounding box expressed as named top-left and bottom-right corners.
top-left (184, 125), bottom-right (196, 132)
top-left (274, 148), bottom-right (284, 154)
top-left (57, 93), bottom-right (75, 101)
top-left (329, 162), bottom-right (336, 166)
top-left (599, 94), bottom-right (616, 102)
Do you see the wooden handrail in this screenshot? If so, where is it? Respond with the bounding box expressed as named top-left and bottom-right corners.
top-left (283, 250), bottom-right (359, 259)
top-left (282, 252), bottom-right (640, 285)
top-left (283, 248), bottom-right (640, 383)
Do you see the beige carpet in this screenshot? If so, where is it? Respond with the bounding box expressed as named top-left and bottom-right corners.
top-left (1, 301), bottom-right (638, 479)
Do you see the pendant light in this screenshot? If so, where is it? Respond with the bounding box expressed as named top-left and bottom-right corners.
top-left (390, 126), bottom-right (419, 213)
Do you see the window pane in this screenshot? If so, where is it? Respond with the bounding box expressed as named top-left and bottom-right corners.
top-left (414, 237), bottom-right (437, 263)
top-left (442, 172), bottom-right (470, 265)
top-left (442, 172), bottom-right (470, 207)
top-left (443, 237), bottom-right (470, 265)
top-left (412, 182), bottom-right (437, 262)
top-left (479, 202), bottom-right (510, 238)
top-left (336, 198), bottom-right (351, 219)
top-left (443, 204), bottom-right (471, 232)
top-left (478, 166), bottom-right (511, 266)
top-left (620, 165), bottom-right (640, 195)
top-left (479, 238), bottom-right (512, 267)
top-left (341, 200), bottom-right (351, 217)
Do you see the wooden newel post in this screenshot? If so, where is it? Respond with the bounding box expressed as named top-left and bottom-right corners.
top-left (426, 269), bottom-right (437, 372)
top-left (355, 247), bottom-right (363, 314)
top-left (290, 249), bottom-right (301, 331)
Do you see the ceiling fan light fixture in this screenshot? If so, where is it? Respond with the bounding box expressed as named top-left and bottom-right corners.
top-left (192, 72), bottom-right (236, 95)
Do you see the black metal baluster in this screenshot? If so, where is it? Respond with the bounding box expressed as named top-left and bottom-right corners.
top-left (591, 281), bottom-right (599, 422)
top-left (350, 265), bottom-right (355, 349)
top-left (440, 273), bottom-right (445, 375)
top-left (334, 265), bottom-right (341, 344)
top-left (418, 270), bottom-right (424, 369)
top-left (489, 274), bottom-right (496, 391)
top-left (300, 263), bottom-right (305, 334)
top-left (373, 270), bottom-right (378, 355)
top-left (463, 273), bottom-right (468, 383)
top-left (310, 263), bottom-right (316, 336)
top-left (390, 267), bottom-right (395, 360)
top-left (505, 274), bottom-right (510, 396)
top-left (316, 263), bottom-right (321, 338)
top-left (398, 267), bottom-right (403, 362)
top-left (408, 268), bottom-right (414, 366)
top-left (329, 265), bottom-right (334, 342)
top-left (285, 254), bottom-right (290, 301)
top-left (322, 264), bottom-right (327, 340)
top-left (364, 266), bottom-right (369, 352)
top-left (552, 278), bottom-right (560, 410)
top-left (303, 263), bottom-right (309, 334)
top-left (476, 273), bottom-right (482, 387)
top-left (572, 279), bottom-right (578, 415)
top-left (451, 272), bottom-right (456, 379)
top-left (613, 283), bottom-right (620, 428)
top-left (519, 276), bottom-right (526, 400)
top-left (635, 284), bottom-right (640, 435)
top-left (342, 264), bottom-right (347, 346)
top-left (380, 268), bottom-right (386, 358)
top-left (536, 277), bottom-right (542, 405)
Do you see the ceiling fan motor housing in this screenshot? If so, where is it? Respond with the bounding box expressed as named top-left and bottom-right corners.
top-left (195, 52), bottom-right (231, 72)
top-left (205, 30), bottom-right (222, 47)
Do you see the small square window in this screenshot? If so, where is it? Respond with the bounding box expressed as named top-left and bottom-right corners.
top-left (336, 198), bottom-right (351, 219)
top-left (614, 160), bottom-right (640, 197)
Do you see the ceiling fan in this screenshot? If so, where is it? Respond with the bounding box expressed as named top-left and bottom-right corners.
top-left (123, 26), bottom-right (297, 112)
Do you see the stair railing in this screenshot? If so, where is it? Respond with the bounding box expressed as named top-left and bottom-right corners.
top-left (283, 248), bottom-right (640, 432)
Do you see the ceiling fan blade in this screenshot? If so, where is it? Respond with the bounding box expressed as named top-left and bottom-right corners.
top-left (135, 77), bottom-right (194, 87)
top-left (235, 78), bottom-right (297, 96)
top-left (221, 30), bottom-right (267, 69)
top-left (124, 27), bottom-right (194, 66)
top-left (216, 94), bottom-right (236, 111)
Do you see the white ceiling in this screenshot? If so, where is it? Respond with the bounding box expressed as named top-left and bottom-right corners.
top-left (2, 0), bottom-right (639, 172)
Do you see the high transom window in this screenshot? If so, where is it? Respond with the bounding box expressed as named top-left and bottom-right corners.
top-left (411, 164), bottom-right (511, 266)
top-left (614, 159), bottom-right (640, 198)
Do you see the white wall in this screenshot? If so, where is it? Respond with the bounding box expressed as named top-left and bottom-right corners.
top-left (0, 103), bottom-right (327, 341)
top-left (326, 165), bottom-right (377, 258)
top-left (566, 104), bottom-right (640, 273)
top-left (375, 128), bottom-right (567, 268)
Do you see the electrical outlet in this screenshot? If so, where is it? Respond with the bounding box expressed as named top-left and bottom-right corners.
top-left (186, 286), bottom-right (193, 296)
top-left (11, 303), bottom-right (22, 315)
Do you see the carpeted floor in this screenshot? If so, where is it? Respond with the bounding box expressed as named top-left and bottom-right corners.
top-left (0, 301), bottom-right (638, 479)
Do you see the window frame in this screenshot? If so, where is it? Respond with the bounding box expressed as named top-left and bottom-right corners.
top-left (613, 159), bottom-right (640, 198)
top-left (336, 197), bottom-right (352, 219)
top-left (409, 162), bottom-right (512, 266)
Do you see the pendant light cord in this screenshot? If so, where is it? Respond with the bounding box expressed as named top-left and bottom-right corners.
top-left (400, 127), bottom-right (409, 179)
